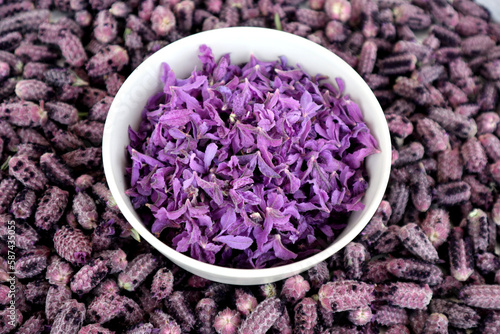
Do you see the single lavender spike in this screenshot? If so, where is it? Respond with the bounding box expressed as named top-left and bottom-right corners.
top-left (318, 280), bottom-right (374, 312)
top-left (15, 43), bottom-right (57, 62)
top-left (34, 186), bottom-right (69, 230)
top-left (43, 121), bottom-right (85, 152)
top-left (54, 226), bottom-right (92, 265)
top-left (69, 120), bottom-right (104, 146)
top-left (385, 114), bottom-right (413, 140)
top-left (238, 297), bottom-right (281, 334)
top-left (437, 148), bottom-right (463, 183)
top-left (166, 291), bottom-right (196, 331)
top-left (73, 192), bottom-right (99, 230)
top-left (357, 40), bottom-right (377, 77)
top-left (87, 292), bottom-right (125, 324)
top-left (453, 0), bottom-right (489, 19)
top-left (0, 50), bottom-right (23, 75)
top-left (0, 32), bottom-right (22, 51)
top-left (416, 118), bottom-right (450, 154)
top-left (398, 223), bottom-right (439, 263)
top-left (281, 275), bottom-right (310, 303)
top-left (118, 253), bottom-right (157, 291)
top-left (482, 60), bottom-right (500, 80)
top-left (347, 306), bottom-right (371, 326)
top-left (325, 20), bottom-right (349, 43)
top-left (430, 25), bottom-right (461, 47)
top-left (379, 53), bottom-right (417, 76)
top-left (62, 147), bottom-right (102, 169)
top-left (45, 101), bottom-right (80, 126)
top-left (16, 313), bottom-right (44, 334)
top-left (15, 246), bottom-right (50, 279)
top-left (478, 82), bottom-right (498, 111)
top-left (386, 258), bottom-right (443, 285)
top-left (461, 137), bottom-right (488, 175)
top-left (86, 45), bottom-right (129, 77)
top-left (0, 177), bottom-right (18, 214)
top-left (58, 85), bottom-right (83, 103)
top-left (97, 248), bottom-right (128, 274)
top-left (80, 87), bottom-right (108, 108)
top-left (57, 30), bottom-right (87, 67)
top-left (11, 188), bottom-right (37, 220)
top-left (463, 175), bottom-right (493, 209)
top-left (40, 152), bottom-right (75, 188)
top-left (46, 255), bottom-right (74, 285)
top-left (361, 215), bottom-right (387, 246)
top-left (407, 163), bottom-right (432, 212)
top-left (94, 10), bottom-right (118, 44)
top-left (151, 267), bottom-right (174, 300)
top-left (429, 0), bottom-right (459, 28)
top-left (387, 182), bottom-right (409, 225)
top-left (428, 108), bottom-right (476, 139)
top-left (105, 72), bottom-right (124, 96)
top-left (51, 299), bottom-right (86, 334)
top-left (1, 101), bottom-right (48, 127)
top-left (89, 96), bottom-right (113, 122)
top-left (374, 304), bottom-right (409, 326)
top-left (213, 307), bottom-right (240, 334)
top-left (25, 279), bottom-right (50, 304)
top-left (459, 285), bottom-right (500, 310)
top-left (344, 242), bottom-right (369, 280)
top-left (393, 4), bottom-right (429, 29)
top-left (15, 79), bottom-right (53, 101)
top-left (467, 208), bottom-right (489, 254)
top-left (462, 35), bottom-right (495, 57)
top-left (434, 181), bottom-right (471, 206)
top-left (71, 257), bottom-right (108, 295)
top-left (0, 120), bottom-right (21, 151)
top-left (44, 68), bottom-right (87, 88)
top-left (455, 15), bottom-right (488, 37)
top-left (294, 8), bottom-right (328, 30)
top-left (374, 282), bottom-right (432, 309)
top-left (0, 9), bottom-right (50, 35)
top-left (419, 208), bottom-right (450, 248)
top-left (476, 113), bottom-right (500, 135)
top-left (475, 252), bottom-right (500, 274)
top-left (362, 259), bottom-right (392, 283)
top-left (432, 275), bottom-right (463, 297)
top-left (293, 297), bottom-right (318, 334)
top-left (195, 298), bottom-right (217, 334)
top-left (448, 227), bottom-right (474, 281)
top-left (8, 155), bottom-right (47, 191)
top-left (15, 143), bottom-right (50, 161)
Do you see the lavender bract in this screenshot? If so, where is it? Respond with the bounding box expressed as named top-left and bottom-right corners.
top-left (126, 45), bottom-right (378, 268)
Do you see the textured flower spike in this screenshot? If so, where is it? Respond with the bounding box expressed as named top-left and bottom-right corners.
top-left (25, 279), bottom-right (50, 304)
top-left (408, 309), bottom-right (428, 334)
top-left (306, 261), bottom-right (329, 289)
top-left (0, 31), bottom-right (22, 51)
top-left (238, 297), bottom-right (281, 334)
top-left (437, 148), bottom-right (463, 183)
top-left (16, 313), bottom-right (44, 334)
top-left (118, 253), bottom-right (157, 291)
top-left (87, 292), bottom-right (127, 324)
top-left (373, 225), bottom-right (401, 254)
top-left (379, 54), bottom-right (417, 76)
top-left (15, 79), bottom-right (53, 101)
top-left (374, 304), bottom-right (408, 326)
top-left (386, 258), bottom-right (443, 286)
top-left (88, 96), bottom-right (113, 122)
top-left (0, 284), bottom-right (11, 305)
top-left (126, 15), bottom-right (156, 42)
top-left (15, 43), bottom-right (58, 62)
top-left (428, 108), bottom-right (477, 139)
top-left (476, 113), bottom-right (500, 136)
top-left (46, 255), bottom-right (74, 285)
top-left (91, 182), bottom-right (118, 212)
top-left (151, 267), bottom-right (174, 300)
top-left (34, 186), bottom-right (69, 230)
top-left (0, 308), bottom-right (22, 333)
top-left (463, 175), bottom-right (493, 209)
top-left (45, 101), bottom-right (80, 126)
top-left (461, 137), bottom-right (488, 174)
top-left (459, 285), bottom-right (500, 310)
top-left (105, 72), bottom-right (124, 96)
top-left (357, 40), bottom-right (377, 77)
top-left (234, 289), bottom-right (257, 316)
top-left (318, 280), bottom-right (374, 312)
top-left (416, 118), bottom-right (450, 154)
top-left (347, 306), bottom-right (372, 326)
top-left (293, 297), bottom-right (318, 334)
top-left (393, 142), bottom-right (424, 168)
top-left (467, 208), bottom-right (489, 254)
top-left (120, 294), bottom-right (145, 325)
top-left (432, 275), bottom-right (463, 298)
top-left (54, 226), bottom-right (92, 265)
top-left (57, 30), bottom-right (88, 67)
top-left (462, 35), bottom-right (495, 57)
top-left (375, 282), bottom-right (432, 309)
top-left (98, 248), bottom-right (128, 274)
top-left (429, 299), bottom-right (479, 329)
top-left (213, 308), bottom-right (240, 334)
top-left (385, 114), bottom-right (414, 140)
top-left (166, 291), bottom-right (196, 331)
top-left (94, 10), bottom-right (118, 44)
top-left (51, 299), bottom-right (86, 334)
top-left (1, 101), bottom-right (48, 127)
top-left (0, 120), bottom-right (21, 151)
top-left (72, 192), bottom-right (99, 230)
top-left (78, 323), bottom-right (115, 334)
top-left (195, 298), bottom-right (217, 334)
top-left (62, 147), bottom-right (102, 169)
top-left (70, 257), bottom-right (109, 295)
top-left (281, 275), bottom-right (310, 303)
top-left (398, 223), bottom-right (439, 263)
top-left (46, 285), bottom-right (72, 321)
top-left (8, 156), bottom-right (47, 192)
top-left (434, 181), bottom-right (471, 206)
top-left (0, 177), bottom-right (18, 214)
top-left (151, 5), bottom-right (176, 37)
top-left (15, 246), bottom-right (50, 279)
top-left (40, 152), bottom-right (75, 189)
top-left (344, 242), bottom-right (369, 280)
top-left (475, 252), bottom-right (500, 274)
top-left (407, 163), bottom-right (432, 212)
top-left (86, 45), bottom-right (129, 77)
top-left (387, 182), bottom-right (409, 225)
top-left (419, 208), bottom-right (450, 249)
top-left (93, 278), bottom-right (120, 297)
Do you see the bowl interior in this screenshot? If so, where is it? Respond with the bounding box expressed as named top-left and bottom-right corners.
top-left (103, 27), bottom-right (392, 285)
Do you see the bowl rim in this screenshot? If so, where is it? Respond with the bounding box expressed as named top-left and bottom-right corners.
top-left (103, 26), bottom-right (392, 283)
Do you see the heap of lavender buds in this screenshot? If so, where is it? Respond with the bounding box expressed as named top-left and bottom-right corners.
top-left (0, 0), bottom-right (500, 333)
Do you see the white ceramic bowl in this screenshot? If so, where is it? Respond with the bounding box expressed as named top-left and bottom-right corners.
top-left (103, 27), bottom-right (392, 285)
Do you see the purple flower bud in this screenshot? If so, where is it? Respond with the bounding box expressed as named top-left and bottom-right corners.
top-left (374, 304), bottom-right (408, 326)
top-left (213, 308), bottom-right (240, 334)
top-left (375, 282), bottom-right (432, 309)
top-left (151, 267), bottom-right (174, 300)
top-left (281, 275), bottom-right (310, 303)
top-left (35, 186), bottom-right (69, 230)
top-left (54, 226), bottom-right (92, 265)
top-left (459, 285), bottom-right (500, 310)
top-left (118, 253), bottom-right (157, 291)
